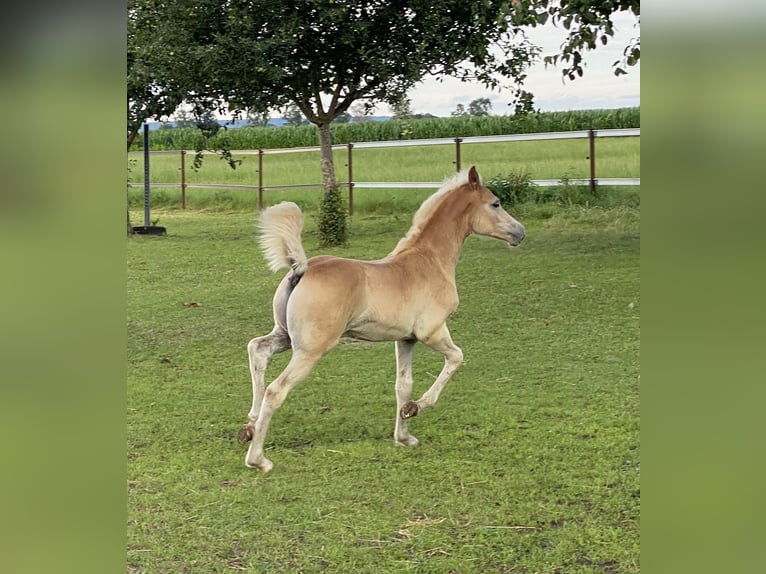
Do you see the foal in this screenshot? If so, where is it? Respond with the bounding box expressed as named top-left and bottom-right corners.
top-left (238, 166), bottom-right (525, 472)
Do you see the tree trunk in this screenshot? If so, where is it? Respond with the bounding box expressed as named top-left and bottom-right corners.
top-left (316, 122), bottom-right (337, 192)
top-left (315, 121), bottom-right (347, 245)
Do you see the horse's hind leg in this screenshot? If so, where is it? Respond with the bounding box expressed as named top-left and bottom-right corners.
top-left (245, 349), bottom-right (322, 472)
top-left (237, 326), bottom-right (291, 445)
top-left (393, 339), bottom-right (419, 446)
top-left (401, 324), bottom-right (463, 419)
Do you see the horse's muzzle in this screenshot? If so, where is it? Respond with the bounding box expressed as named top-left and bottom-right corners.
top-left (508, 230), bottom-right (525, 246)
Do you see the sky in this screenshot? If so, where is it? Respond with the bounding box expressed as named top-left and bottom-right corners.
top-left (401, 10), bottom-right (640, 117)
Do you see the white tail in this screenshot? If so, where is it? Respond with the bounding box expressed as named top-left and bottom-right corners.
top-left (258, 202), bottom-right (309, 275)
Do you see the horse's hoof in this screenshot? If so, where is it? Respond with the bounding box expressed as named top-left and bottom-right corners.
top-left (400, 401), bottom-right (419, 419)
top-left (245, 456), bottom-right (273, 473)
top-left (395, 434), bottom-right (419, 447)
top-left (237, 424), bottom-right (253, 445)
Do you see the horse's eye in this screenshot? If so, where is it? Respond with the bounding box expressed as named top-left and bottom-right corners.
top-left (491, 201), bottom-right (500, 208)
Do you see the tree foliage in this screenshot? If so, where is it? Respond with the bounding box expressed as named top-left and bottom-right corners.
top-left (451, 104), bottom-right (467, 118)
top-left (509, 0), bottom-right (640, 80)
top-left (391, 95), bottom-right (414, 120)
top-left (282, 104), bottom-right (308, 126)
top-left (468, 98), bottom-right (493, 117)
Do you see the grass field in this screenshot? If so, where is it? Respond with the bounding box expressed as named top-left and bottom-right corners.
top-left (127, 199), bottom-right (640, 572)
top-left (127, 136), bottom-right (639, 212)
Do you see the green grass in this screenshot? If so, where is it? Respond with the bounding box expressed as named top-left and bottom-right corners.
top-left (128, 202), bottom-right (640, 573)
top-left (127, 136), bottom-right (639, 212)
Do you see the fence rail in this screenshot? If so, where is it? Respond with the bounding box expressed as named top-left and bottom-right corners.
top-left (129, 128), bottom-right (640, 213)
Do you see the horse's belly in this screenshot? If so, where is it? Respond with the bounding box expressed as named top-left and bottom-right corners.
top-left (343, 321), bottom-right (413, 342)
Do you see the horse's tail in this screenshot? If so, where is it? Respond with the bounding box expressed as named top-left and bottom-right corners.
top-left (258, 202), bottom-right (309, 275)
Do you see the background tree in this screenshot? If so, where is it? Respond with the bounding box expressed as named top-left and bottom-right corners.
top-left (390, 95), bottom-right (413, 120)
top-left (332, 111), bottom-right (352, 124)
top-left (512, 90), bottom-right (537, 116)
top-left (246, 109), bottom-right (271, 127)
top-left (128, 1), bottom-right (234, 153)
top-left (349, 102), bottom-right (373, 123)
top-left (172, 107), bottom-right (202, 128)
top-left (451, 104), bottom-right (467, 118)
top-left (468, 97), bottom-right (493, 117)
top-left (282, 104), bottom-right (308, 126)
top-left (127, 0), bottom-right (222, 150)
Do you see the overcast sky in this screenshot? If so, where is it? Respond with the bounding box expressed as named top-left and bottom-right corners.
top-left (403, 10), bottom-right (640, 117)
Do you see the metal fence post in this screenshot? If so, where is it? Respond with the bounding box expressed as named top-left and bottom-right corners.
top-left (454, 137), bottom-right (462, 172)
top-left (258, 149), bottom-right (264, 210)
top-left (347, 143), bottom-right (354, 216)
top-left (588, 128), bottom-right (596, 195)
top-left (143, 124), bottom-right (150, 226)
top-left (180, 150), bottom-right (186, 209)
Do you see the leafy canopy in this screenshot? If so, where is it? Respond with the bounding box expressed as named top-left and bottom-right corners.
top-left (203, 0), bottom-right (540, 123)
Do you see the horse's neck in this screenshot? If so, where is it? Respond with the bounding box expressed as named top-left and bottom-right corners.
top-left (390, 191), bottom-right (474, 271)
top-left (394, 215), bottom-right (470, 275)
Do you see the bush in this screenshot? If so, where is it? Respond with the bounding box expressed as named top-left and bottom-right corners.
top-left (318, 186), bottom-right (347, 246)
top-left (486, 170), bottom-right (535, 206)
top-left (554, 174), bottom-right (587, 206)
top-left (486, 170), bottom-right (610, 207)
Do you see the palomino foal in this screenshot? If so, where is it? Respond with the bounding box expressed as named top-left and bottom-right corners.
top-left (238, 166), bottom-right (525, 472)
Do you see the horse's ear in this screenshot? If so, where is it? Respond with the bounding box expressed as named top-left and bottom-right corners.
top-left (468, 165), bottom-right (480, 187)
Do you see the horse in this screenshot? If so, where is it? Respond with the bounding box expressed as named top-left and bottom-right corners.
top-left (237, 166), bottom-right (525, 472)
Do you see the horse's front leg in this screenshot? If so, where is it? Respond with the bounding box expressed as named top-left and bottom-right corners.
top-left (393, 339), bottom-right (419, 446)
top-left (400, 324), bottom-right (463, 419)
top-left (237, 326), bottom-right (291, 445)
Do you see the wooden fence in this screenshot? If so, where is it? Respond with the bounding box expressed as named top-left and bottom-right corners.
top-left (128, 128), bottom-right (640, 215)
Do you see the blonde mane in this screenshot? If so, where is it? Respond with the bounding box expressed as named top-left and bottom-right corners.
top-left (390, 169), bottom-right (477, 255)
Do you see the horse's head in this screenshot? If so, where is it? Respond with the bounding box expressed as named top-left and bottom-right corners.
top-left (464, 166), bottom-right (526, 247)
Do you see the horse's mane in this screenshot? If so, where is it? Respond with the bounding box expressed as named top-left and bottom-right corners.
top-left (389, 169), bottom-right (476, 255)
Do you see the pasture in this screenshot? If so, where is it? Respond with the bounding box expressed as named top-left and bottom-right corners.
top-left (127, 136), bottom-right (639, 213)
top-left (127, 198), bottom-right (640, 572)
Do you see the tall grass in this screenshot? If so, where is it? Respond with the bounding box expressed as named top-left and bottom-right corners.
top-left (134, 107), bottom-right (640, 152)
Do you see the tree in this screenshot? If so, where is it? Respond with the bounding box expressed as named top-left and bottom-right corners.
top-left (129, 0), bottom-right (639, 244)
top-left (451, 104), bottom-right (467, 118)
top-left (468, 98), bottom-right (492, 117)
top-left (127, 0), bottom-right (234, 234)
top-left (128, 1), bottom-right (234, 152)
top-left (246, 109), bottom-right (271, 127)
top-left (172, 107), bottom-right (202, 128)
top-left (332, 111), bottom-right (352, 124)
top-left (127, 0), bottom-right (219, 151)
top-left (282, 104), bottom-right (307, 126)
top-left (390, 95), bottom-right (413, 120)
top-left (512, 90), bottom-right (537, 116)
top-left (349, 102), bottom-right (373, 123)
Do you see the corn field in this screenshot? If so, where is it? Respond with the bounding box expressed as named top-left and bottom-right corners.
top-left (134, 107), bottom-right (640, 152)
